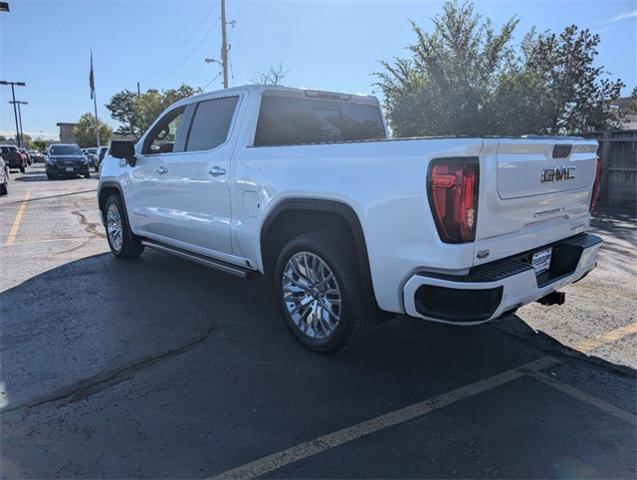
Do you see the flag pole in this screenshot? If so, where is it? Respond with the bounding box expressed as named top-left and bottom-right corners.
top-left (90, 50), bottom-right (101, 147)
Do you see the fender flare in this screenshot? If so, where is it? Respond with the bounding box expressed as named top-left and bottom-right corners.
top-left (98, 181), bottom-right (134, 232)
top-left (260, 198), bottom-right (378, 308)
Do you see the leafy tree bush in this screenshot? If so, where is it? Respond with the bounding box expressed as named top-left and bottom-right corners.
top-left (72, 113), bottom-right (113, 148)
top-left (106, 84), bottom-right (201, 141)
top-left (375, 1), bottom-right (624, 136)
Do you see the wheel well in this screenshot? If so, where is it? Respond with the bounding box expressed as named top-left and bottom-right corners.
top-left (262, 209), bottom-right (351, 270)
top-left (260, 200), bottom-right (380, 312)
top-left (98, 186), bottom-right (120, 212)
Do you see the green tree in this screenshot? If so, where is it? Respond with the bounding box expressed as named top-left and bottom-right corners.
top-left (106, 84), bottom-right (201, 141)
top-left (32, 139), bottom-right (49, 152)
top-left (21, 133), bottom-right (33, 149)
top-left (375, 1), bottom-right (624, 136)
top-left (72, 113), bottom-right (113, 148)
top-left (513, 26), bottom-right (624, 134)
top-left (375, 1), bottom-right (519, 136)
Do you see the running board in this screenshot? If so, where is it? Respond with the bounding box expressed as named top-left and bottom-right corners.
top-left (141, 240), bottom-right (252, 279)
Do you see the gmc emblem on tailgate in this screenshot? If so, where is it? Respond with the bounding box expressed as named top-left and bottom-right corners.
top-left (541, 167), bottom-right (576, 183)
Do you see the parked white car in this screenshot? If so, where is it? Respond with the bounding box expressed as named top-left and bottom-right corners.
top-left (98, 85), bottom-right (602, 352)
top-left (0, 156), bottom-right (8, 195)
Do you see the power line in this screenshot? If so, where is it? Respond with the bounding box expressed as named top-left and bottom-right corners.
top-left (202, 71), bottom-right (222, 91)
top-left (141, 5), bottom-right (216, 83)
top-left (154, 21), bottom-right (219, 87)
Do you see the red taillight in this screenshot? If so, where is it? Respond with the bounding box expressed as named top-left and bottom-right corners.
top-left (590, 156), bottom-right (602, 212)
top-left (427, 158), bottom-right (479, 244)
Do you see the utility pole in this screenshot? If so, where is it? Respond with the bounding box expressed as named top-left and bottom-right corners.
top-left (0, 80), bottom-right (26, 147)
top-left (137, 81), bottom-right (141, 96)
top-left (9, 100), bottom-right (27, 145)
top-left (220, 0), bottom-right (229, 88)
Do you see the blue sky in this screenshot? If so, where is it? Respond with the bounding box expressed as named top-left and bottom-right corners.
top-left (1, 0), bottom-right (636, 140)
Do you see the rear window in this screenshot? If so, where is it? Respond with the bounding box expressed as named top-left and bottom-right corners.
top-left (254, 96), bottom-right (385, 147)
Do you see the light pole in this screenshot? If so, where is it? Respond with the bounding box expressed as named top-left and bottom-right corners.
top-left (0, 80), bottom-right (26, 147)
top-left (9, 100), bottom-right (27, 146)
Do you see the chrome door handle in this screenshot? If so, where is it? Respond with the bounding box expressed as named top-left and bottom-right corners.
top-left (207, 166), bottom-right (226, 177)
top-left (156, 166), bottom-right (168, 175)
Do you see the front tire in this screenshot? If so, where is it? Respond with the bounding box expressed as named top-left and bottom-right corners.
top-left (19, 164), bottom-right (25, 174)
top-left (0, 177), bottom-right (7, 196)
top-left (104, 194), bottom-right (144, 259)
top-left (274, 231), bottom-right (373, 353)
top-left (84, 170), bottom-right (91, 179)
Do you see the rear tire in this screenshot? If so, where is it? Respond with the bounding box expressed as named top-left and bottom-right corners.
top-left (84, 171), bottom-right (91, 179)
top-left (274, 231), bottom-right (373, 353)
top-left (104, 194), bottom-right (144, 259)
top-left (0, 178), bottom-right (7, 196)
top-left (19, 164), bottom-right (25, 174)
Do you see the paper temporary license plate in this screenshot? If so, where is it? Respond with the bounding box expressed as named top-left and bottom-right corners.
top-left (532, 248), bottom-right (552, 275)
top-left (65, 167), bottom-right (74, 172)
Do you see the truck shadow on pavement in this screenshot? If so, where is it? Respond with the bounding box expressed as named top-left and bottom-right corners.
top-left (1, 250), bottom-right (635, 478)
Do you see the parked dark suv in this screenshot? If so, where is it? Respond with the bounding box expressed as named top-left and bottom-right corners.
top-left (46, 143), bottom-right (91, 179)
top-left (0, 145), bottom-right (27, 173)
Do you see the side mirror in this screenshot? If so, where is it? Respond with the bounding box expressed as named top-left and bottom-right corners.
top-left (110, 140), bottom-right (136, 166)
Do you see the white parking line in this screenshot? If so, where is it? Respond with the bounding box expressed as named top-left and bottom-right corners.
top-left (211, 356), bottom-right (560, 480)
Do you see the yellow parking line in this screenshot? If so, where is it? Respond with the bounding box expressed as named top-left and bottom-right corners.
top-left (210, 323), bottom-right (637, 479)
top-left (5, 190), bottom-right (31, 246)
top-left (575, 322), bottom-right (637, 353)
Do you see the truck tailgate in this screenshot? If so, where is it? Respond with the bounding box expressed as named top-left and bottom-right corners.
top-left (474, 138), bottom-right (599, 265)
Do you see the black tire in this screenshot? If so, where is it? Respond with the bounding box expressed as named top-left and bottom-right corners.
top-left (19, 164), bottom-right (25, 174)
top-left (84, 170), bottom-right (91, 179)
top-left (46, 172), bottom-right (55, 180)
top-left (104, 193), bottom-right (144, 259)
top-left (274, 231), bottom-right (373, 353)
top-left (0, 179), bottom-right (7, 196)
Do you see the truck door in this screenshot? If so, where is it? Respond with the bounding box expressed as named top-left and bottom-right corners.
top-left (164, 95), bottom-right (240, 255)
top-left (127, 105), bottom-right (186, 239)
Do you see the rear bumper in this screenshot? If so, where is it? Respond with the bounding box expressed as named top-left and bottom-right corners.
top-left (403, 233), bottom-right (602, 325)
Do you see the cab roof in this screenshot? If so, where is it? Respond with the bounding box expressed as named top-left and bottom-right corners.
top-left (177, 84), bottom-right (380, 107)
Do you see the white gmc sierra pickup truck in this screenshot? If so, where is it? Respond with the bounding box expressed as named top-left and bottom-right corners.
top-left (98, 85), bottom-right (603, 352)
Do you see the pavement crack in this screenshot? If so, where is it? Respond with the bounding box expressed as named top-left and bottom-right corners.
top-left (1, 325), bottom-right (216, 413)
top-left (70, 208), bottom-right (106, 239)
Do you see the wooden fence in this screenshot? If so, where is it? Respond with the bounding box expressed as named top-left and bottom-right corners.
top-left (585, 130), bottom-right (637, 207)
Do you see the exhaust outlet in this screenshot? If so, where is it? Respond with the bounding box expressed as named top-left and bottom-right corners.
top-left (537, 291), bottom-right (565, 306)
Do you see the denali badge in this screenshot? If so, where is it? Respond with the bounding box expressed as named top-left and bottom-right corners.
top-left (541, 166), bottom-right (576, 183)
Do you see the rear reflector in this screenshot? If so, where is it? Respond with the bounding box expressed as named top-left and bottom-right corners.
top-left (590, 156), bottom-right (602, 212)
top-left (427, 157), bottom-right (479, 243)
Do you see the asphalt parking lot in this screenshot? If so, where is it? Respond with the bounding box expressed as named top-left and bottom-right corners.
top-left (1, 165), bottom-right (636, 478)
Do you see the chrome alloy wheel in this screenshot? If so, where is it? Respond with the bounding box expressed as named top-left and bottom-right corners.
top-left (106, 202), bottom-right (123, 252)
top-left (282, 251), bottom-right (342, 341)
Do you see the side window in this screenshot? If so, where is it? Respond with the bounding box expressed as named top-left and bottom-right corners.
top-left (185, 96), bottom-right (239, 152)
top-left (142, 106), bottom-right (186, 155)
